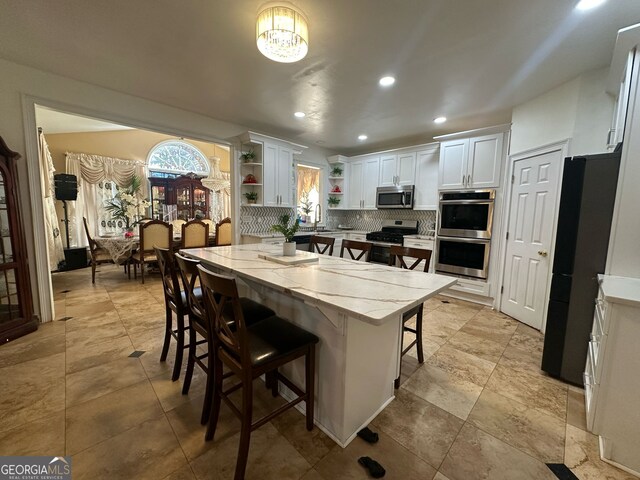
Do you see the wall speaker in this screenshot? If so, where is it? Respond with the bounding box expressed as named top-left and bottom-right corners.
top-left (54, 173), bottom-right (78, 201)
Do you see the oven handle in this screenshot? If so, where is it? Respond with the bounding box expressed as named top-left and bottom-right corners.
top-left (439, 199), bottom-right (495, 205)
top-left (437, 236), bottom-right (491, 244)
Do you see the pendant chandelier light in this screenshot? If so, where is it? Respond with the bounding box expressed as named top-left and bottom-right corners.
top-left (256, 4), bottom-right (309, 63)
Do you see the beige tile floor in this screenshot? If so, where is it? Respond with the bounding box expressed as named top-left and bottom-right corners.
top-left (0, 264), bottom-right (635, 480)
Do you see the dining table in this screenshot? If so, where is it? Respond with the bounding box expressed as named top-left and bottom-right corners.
top-left (181, 243), bottom-right (456, 447)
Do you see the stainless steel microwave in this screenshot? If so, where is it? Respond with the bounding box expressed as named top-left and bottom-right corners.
top-left (376, 185), bottom-right (414, 209)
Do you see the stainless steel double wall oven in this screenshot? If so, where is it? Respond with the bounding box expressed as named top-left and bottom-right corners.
top-left (436, 190), bottom-right (495, 279)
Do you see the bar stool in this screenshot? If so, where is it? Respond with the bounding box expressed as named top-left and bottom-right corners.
top-left (198, 265), bottom-right (319, 480)
top-left (309, 235), bottom-right (335, 255)
top-left (340, 239), bottom-right (373, 261)
top-left (174, 253), bottom-right (275, 425)
top-left (388, 245), bottom-right (432, 389)
top-left (155, 247), bottom-right (191, 382)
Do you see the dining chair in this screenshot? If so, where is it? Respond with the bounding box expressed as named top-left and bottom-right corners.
top-left (181, 219), bottom-right (209, 249)
top-left (131, 219), bottom-right (172, 283)
top-left (155, 247), bottom-right (191, 381)
top-left (340, 239), bottom-right (373, 261)
top-left (214, 217), bottom-right (232, 246)
top-left (388, 245), bottom-right (432, 389)
top-left (309, 235), bottom-right (335, 255)
top-left (174, 254), bottom-right (275, 425)
top-left (198, 265), bottom-right (318, 480)
top-left (171, 219), bottom-right (186, 232)
top-left (82, 217), bottom-right (114, 283)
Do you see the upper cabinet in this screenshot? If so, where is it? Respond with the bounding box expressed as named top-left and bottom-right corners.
top-left (379, 153), bottom-right (416, 187)
top-left (438, 132), bottom-right (505, 190)
top-left (348, 156), bottom-right (379, 209)
top-left (237, 132), bottom-right (304, 208)
top-left (414, 145), bottom-right (440, 210)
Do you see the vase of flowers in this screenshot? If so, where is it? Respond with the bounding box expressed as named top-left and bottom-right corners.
top-left (104, 175), bottom-right (151, 233)
top-left (271, 213), bottom-right (300, 256)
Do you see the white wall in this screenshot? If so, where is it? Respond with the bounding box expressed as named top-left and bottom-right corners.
top-left (0, 57), bottom-right (331, 320)
top-left (510, 67), bottom-right (614, 155)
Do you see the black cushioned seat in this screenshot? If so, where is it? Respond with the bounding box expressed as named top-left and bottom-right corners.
top-left (247, 315), bottom-right (320, 367)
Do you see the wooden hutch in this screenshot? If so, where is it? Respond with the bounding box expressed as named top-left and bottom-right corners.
top-left (149, 172), bottom-right (210, 220)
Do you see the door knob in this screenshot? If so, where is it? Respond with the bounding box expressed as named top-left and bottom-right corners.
top-left (538, 250), bottom-right (548, 257)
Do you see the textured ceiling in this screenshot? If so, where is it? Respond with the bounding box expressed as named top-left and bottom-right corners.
top-left (1, 0), bottom-right (639, 154)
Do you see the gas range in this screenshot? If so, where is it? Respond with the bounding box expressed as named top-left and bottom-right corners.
top-left (366, 220), bottom-right (419, 246)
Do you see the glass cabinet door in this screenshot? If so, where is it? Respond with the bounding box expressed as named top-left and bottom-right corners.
top-left (176, 186), bottom-right (191, 220)
top-left (193, 187), bottom-right (207, 218)
top-left (151, 185), bottom-right (166, 219)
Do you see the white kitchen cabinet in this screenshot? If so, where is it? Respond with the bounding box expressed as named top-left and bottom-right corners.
top-left (584, 276), bottom-right (640, 477)
top-left (402, 237), bottom-right (435, 272)
top-left (413, 146), bottom-right (439, 209)
top-left (379, 153), bottom-right (416, 187)
top-left (348, 156), bottom-right (379, 209)
top-left (439, 132), bottom-right (504, 190)
top-left (263, 142), bottom-right (293, 207)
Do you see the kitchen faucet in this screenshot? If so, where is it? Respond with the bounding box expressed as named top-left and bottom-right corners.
top-left (314, 204), bottom-right (322, 231)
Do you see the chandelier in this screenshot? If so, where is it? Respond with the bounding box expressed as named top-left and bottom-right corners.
top-left (256, 4), bottom-right (309, 63)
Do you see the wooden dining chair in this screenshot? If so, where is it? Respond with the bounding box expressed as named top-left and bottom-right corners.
top-left (175, 254), bottom-right (275, 425)
top-left (171, 219), bottom-right (186, 232)
top-left (309, 235), bottom-right (335, 255)
top-left (155, 247), bottom-right (191, 381)
top-left (340, 239), bottom-right (373, 261)
top-left (82, 217), bottom-right (114, 283)
top-left (131, 220), bottom-right (172, 283)
top-left (388, 245), bottom-right (432, 389)
top-left (214, 217), bottom-right (232, 246)
top-left (198, 265), bottom-right (318, 480)
top-left (181, 219), bottom-right (209, 249)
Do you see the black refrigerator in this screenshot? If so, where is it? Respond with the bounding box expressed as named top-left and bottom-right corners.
top-left (541, 151), bottom-right (620, 385)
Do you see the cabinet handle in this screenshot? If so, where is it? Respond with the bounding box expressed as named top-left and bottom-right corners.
top-left (462, 175), bottom-right (466, 187)
top-left (468, 174), bottom-right (472, 186)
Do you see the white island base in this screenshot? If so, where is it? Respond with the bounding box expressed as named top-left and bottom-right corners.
top-left (233, 277), bottom-right (401, 448)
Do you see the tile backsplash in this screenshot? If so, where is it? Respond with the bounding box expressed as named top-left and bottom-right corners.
top-left (326, 209), bottom-right (436, 235)
top-left (240, 206), bottom-right (437, 236)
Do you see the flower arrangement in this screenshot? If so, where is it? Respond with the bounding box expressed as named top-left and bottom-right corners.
top-left (271, 213), bottom-right (300, 243)
top-left (104, 175), bottom-right (150, 230)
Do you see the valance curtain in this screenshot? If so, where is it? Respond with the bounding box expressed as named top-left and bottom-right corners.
top-left (65, 152), bottom-right (147, 246)
top-left (38, 131), bottom-right (65, 271)
top-left (297, 166), bottom-right (319, 197)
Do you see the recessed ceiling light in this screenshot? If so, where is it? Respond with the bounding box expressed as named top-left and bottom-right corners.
top-left (294, 111), bottom-right (306, 118)
top-left (575, 0), bottom-right (606, 11)
top-left (379, 76), bottom-right (396, 87)
top-left (434, 116), bottom-right (447, 124)
top-left (358, 134), bottom-right (368, 141)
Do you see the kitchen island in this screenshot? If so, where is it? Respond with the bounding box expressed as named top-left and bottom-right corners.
top-left (182, 243), bottom-right (456, 447)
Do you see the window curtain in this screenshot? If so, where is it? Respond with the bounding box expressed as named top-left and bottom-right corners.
top-left (38, 131), bottom-right (65, 270)
top-left (65, 152), bottom-right (147, 246)
top-left (296, 165), bottom-right (320, 222)
top-left (202, 157), bottom-right (231, 223)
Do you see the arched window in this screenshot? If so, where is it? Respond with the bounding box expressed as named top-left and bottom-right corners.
top-left (147, 140), bottom-right (209, 176)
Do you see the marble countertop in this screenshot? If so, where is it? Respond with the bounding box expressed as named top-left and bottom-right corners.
top-left (181, 244), bottom-right (456, 326)
top-left (241, 230), bottom-right (369, 239)
top-left (598, 274), bottom-right (640, 307)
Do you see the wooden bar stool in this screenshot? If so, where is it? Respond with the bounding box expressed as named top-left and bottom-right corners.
top-left (198, 265), bottom-right (319, 480)
top-left (388, 245), bottom-right (432, 389)
top-left (155, 247), bottom-right (191, 382)
top-left (340, 239), bottom-right (373, 261)
top-left (309, 235), bottom-right (335, 255)
top-left (174, 253), bottom-right (275, 425)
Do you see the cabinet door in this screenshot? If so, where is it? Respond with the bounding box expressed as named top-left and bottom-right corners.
top-left (348, 161), bottom-right (364, 209)
top-left (277, 146), bottom-right (293, 207)
top-left (397, 152), bottom-right (416, 186)
top-left (439, 139), bottom-right (468, 190)
top-left (468, 133), bottom-right (503, 188)
top-left (379, 154), bottom-right (397, 187)
top-left (414, 147), bottom-right (439, 209)
top-left (363, 157), bottom-right (380, 208)
top-left (262, 143), bottom-right (278, 206)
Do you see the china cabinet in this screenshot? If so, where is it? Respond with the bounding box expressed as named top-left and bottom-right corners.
top-left (0, 136), bottom-right (37, 343)
top-left (148, 173), bottom-right (210, 220)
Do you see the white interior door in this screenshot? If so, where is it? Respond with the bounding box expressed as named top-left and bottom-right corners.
top-left (500, 146), bottom-right (564, 329)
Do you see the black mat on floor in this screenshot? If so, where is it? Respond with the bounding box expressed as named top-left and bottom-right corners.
top-left (546, 464), bottom-right (579, 479)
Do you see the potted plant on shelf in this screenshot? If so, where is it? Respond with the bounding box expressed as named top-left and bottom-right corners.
top-left (271, 213), bottom-right (300, 256)
top-left (240, 150), bottom-right (256, 163)
top-left (328, 196), bottom-right (341, 208)
top-left (330, 165), bottom-right (343, 177)
top-left (243, 191), bottom-right (258, 204)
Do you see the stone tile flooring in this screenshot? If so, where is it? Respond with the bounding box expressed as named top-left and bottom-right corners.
top-left (0, 265), bottom-right (635, 480)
